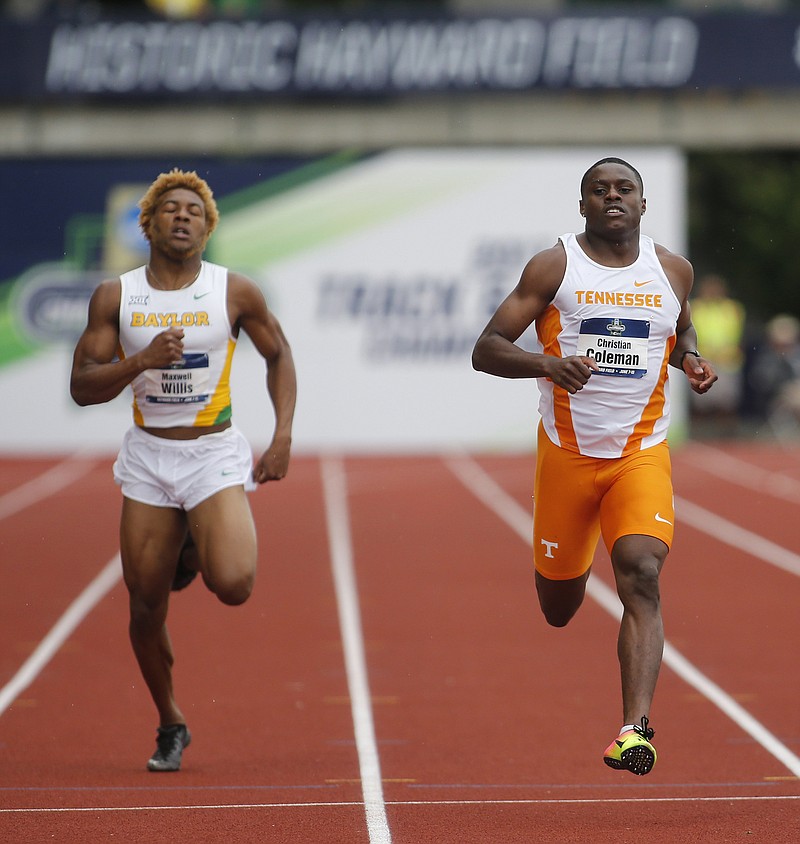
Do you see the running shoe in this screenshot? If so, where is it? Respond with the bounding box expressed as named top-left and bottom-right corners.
top-left (147, 724), bottom-right (191, 772)
top-left (603, 716), bottom-right (657, 776)
top-left (172, 534), bottom-right (198, 592)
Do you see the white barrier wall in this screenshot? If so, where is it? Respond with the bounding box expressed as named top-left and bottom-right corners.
top-left (1, 147), bottom-right (685, 454)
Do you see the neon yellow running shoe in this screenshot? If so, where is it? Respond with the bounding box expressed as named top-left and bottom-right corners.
top-left (603, 716), bottom-right (657, 776)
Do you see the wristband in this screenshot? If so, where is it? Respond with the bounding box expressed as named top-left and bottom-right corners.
top-left (680, 350), bottom-right (701, 366)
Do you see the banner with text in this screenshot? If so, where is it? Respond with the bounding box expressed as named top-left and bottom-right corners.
top-left (1, 148), bottom-right (685, 454)
top-left (2, 12), bottom-right (800, 101)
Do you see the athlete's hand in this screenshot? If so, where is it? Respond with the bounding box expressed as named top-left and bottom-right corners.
top-left (140, 328), bottom-right (185, 369)
top-left (683, 355), bottom-right (717, 394)
top-left (548, 355), bottom-right (600, 394)
top-left (252, 437), bottom-right (291, 484)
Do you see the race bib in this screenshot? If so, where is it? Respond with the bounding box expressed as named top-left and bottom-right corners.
top-left (144, 352), bottom-right (210, 404)
top-left (575, 318), bottom-right (649, 378)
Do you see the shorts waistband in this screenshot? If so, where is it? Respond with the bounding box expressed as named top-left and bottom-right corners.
top-left (128, 424), bottom-right (241, 450)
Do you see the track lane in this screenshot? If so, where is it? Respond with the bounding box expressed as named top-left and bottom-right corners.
top-left (0, 460), bottom-right (120, 689)
top-left (462, 451), bottom-right (800, 780)
top-left (341, 451), bottom-right (798, 842)
top-left (0, 456), bottom-right (371, 843)
top-left (1, 446), bottom-right (798, 843)
top-left (451, 453), bottom-right (800, 784)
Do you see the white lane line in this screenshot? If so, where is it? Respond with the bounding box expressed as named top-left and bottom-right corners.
top-left (320, 456), bottom-right (392, 844)
top-left (445, 454), bottom-right (800, 779)
top-left (0, 454), bottom-right (96, 521)
top-left (0, 555), bottom-right (121, 717)
top-left (2, 794), bottom-right (797, 814)
top-left (675, 495), bottom-right (800, 577)
top-left (688, 443), bottom-right (800, 505)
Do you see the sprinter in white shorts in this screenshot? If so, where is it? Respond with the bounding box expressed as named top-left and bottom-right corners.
top-left (70, 169), bottom-right (296, 773)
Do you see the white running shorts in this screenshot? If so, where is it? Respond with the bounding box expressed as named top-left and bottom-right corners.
top-left (113, 424), bottom-right (255, 511)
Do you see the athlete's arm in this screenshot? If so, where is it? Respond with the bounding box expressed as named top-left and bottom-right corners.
top-left (70, 280), bottom-right (185, 406)
top-left (657, 245), bottom-right (717, 394)
top-left (228, 272), bottom-right (296, 482)
top-left (472, 243), bottom-right (599, 394)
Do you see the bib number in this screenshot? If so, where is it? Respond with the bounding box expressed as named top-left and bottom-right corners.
top-left (575, 318), bottom-right (649, 378)
top-left (144, 352), bottom-right (210, 404)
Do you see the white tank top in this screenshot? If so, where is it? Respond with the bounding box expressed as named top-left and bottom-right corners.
top-left (535, 233), bottom-right (682, 458)
top-left (117, 261), bottom-right (236, 428)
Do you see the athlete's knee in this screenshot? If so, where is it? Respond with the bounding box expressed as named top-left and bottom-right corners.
top-left (535, 570), bottom-right (587, 627)
top-left (207, 568), bottom-right (255, 606)
top-left (612, 537), bottom-right (665, 606)
top-left (128, 592), bottom-right (168, 636)
top-left (540, 602), bottom-right (579, 628)
top-left (615, 558), bottom-right (662, 610)
top-left (216, 581), bottom-right (253, 606)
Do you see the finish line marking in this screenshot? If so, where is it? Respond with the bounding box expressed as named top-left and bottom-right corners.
top-left (2, 794), bottom-right (798, 814)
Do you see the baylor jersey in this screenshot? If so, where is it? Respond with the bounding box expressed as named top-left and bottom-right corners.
top-left (118, 261), bottom-right (236, 428)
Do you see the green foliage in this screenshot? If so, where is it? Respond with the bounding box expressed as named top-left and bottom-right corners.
top-left (688, 151), bottom-right (800, 322)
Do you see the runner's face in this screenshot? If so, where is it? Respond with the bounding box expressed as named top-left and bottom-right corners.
top-left (579, 164), bottom-right (645, 235)
top-left (148, 188), bottom-right (209, 259)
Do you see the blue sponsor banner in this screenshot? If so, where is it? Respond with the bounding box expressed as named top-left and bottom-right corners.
top-left (15, 270), bottom-right (102, 343)
top-left (2, 11), bottom-right (800, 101)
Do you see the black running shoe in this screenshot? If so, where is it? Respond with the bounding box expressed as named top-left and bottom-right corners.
top-left (172, 534), bottom-right (198, 592)
top-left (147, 724), bottom-right (191, 772)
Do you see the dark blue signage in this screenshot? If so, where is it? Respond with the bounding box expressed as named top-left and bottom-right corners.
top-left (2, 12), bottom-right (800, 100)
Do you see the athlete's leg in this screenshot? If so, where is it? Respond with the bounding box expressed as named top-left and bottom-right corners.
top-left (120, 497), bottom-right (187, 727)
top-left (610, 534), bottom-right (668, 725)
top-left (534, 568), bottom-right (593, 627)
top-left (186, 485), bottom-right (257, 606)
top-left (599, 443), bottom-right (673, 725)
top-left (532, 426), bottom-right (601, 626)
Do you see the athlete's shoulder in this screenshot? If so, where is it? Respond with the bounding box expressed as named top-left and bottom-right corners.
top-left (225, 269), bottom-right (264, 301)
top-left (520, 239), bottom-right (567, 290)
top-left (653, 240), bottom-right (691, 269)
top-left (91, 277), bottom-right (123, 305)
top-left (653, 241), bottom-right (693, 299)
top-left (83, 277), bottom-right (123, 328)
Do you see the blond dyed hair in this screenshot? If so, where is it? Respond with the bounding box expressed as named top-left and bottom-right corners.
top-left (138, 168), bottom-right (220, 243)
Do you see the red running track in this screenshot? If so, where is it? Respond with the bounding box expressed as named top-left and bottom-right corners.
top-left (0, 442), bottom-right (798, 843)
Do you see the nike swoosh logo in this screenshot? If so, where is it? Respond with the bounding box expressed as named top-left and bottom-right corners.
top-left (634, 280), bottom-right (655, 287)
top-left (193, 291), bottom-right (211, 299)
top-left (654, 513), bottom-right (673, 525)
top-left (221, 469), bottom-right (238, 476)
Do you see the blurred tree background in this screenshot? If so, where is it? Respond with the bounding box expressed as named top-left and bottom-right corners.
top-left (688, 151), bottom-right (800, 322)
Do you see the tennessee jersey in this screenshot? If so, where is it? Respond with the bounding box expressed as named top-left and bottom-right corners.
top-left (535, 233), bottom-right (681, 458)
top-left (117, 262), bottom-right (236, 428)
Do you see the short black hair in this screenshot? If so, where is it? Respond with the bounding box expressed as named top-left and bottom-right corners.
top-left (580, 158), bottom-right (644, 197)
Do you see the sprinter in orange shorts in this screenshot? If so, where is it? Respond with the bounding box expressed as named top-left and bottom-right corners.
top-left (472, 158), bottom-right (717, 775)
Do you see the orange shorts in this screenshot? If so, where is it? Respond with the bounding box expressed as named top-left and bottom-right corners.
top-left (533, 423), bottom-right (674, 581)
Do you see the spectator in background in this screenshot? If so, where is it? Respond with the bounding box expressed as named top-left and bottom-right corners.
top-left (144, 0), bottom-right (273, 18)
top-left (146, 0), bottom-right (206, 17)
top-left (748, 313), bottom-right (800, 438)
top-left (689, 274), bottom-right (745, 435)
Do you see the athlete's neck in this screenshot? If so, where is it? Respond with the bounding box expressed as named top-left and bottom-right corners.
top-left (145, 259), bottom-right (203, 291)
top-left (578, 230), bottom-right (640, 268)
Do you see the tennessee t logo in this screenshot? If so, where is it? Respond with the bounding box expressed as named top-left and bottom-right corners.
top-left (541, 539), bottom-right (559, 558)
